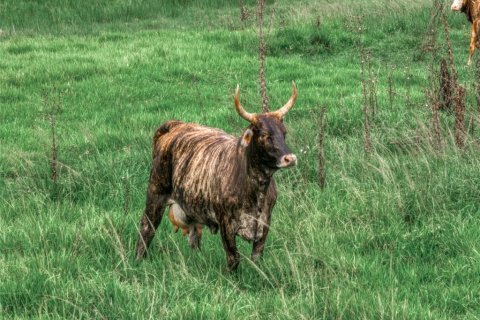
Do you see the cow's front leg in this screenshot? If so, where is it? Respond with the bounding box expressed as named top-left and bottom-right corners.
top-left (219, 216), bottom-right (240, 271)
top-left (251, 226), bottom-right (270, 263)
top-left (251, 210), bottom-right (273, 263)
top-left (252, 180), bottom-right (276, 263)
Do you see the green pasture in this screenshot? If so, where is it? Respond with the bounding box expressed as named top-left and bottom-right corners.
top-left (1, 0), bottom-right (480, 318)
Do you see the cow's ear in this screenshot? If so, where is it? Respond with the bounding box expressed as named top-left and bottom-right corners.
top-left (241, 129), bottom-right (253, 147)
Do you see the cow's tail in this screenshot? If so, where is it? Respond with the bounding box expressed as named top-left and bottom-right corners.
top-left (152, 120), bottom-right (182, 157)
top-left (153, 120), bottom-right (182, 144)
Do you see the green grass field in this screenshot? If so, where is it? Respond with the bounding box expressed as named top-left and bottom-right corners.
top-left (2, 0), bottom-right (480, 318)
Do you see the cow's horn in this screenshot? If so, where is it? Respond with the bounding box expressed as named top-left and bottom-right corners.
top-left (272, 81), bottom-right (297, 119)
top-left (234, 84), bottom-right (256, 123)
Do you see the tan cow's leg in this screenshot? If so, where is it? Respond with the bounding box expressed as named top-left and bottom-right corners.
top-left (468, 20), bottom-right (478, 65)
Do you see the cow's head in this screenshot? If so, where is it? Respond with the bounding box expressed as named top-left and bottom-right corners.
top-left (234, 82), bottom-right (297, 169)
top-left (451, 0), bottom-right (467, 11)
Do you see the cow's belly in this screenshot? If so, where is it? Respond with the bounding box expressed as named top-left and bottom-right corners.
top-left (169, 197), bottom-right (219, 231)
top-left (168, 199), bottom-right (266, 242)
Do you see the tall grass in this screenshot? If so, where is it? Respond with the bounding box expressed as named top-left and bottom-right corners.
top-left (1, 0), bottom-right (480, 318)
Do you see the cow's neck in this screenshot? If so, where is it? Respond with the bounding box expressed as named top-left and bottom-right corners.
top-left (244, 144), bottom-right (276, 192)
top-left (227, 137), bottom-right (276, 207)
top-left (249, 164), bottom-right (274, 192)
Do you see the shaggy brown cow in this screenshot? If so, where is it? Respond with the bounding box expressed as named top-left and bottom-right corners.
top-left (451, 0), bottom-right (480, 65)
top-left (135, 83), bottom-right (297, 271)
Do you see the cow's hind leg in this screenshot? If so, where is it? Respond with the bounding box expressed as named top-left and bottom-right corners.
top-left (135, 179), bottom-right (170, 261)
top-left (187, 225), bottom-right (202, 250)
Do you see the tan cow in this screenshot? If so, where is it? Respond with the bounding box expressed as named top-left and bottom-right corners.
top-left (451, 0), bottom-right (480, 65)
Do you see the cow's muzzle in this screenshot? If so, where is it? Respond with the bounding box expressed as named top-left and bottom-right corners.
top-left (277, 153), bottom-right (297, 168)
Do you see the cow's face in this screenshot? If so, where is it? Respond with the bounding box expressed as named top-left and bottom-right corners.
top-left (249, 115), bottom-right (296, 168)
top-left (235, 83), bottom-right (297, 169)
top-left (451, 0), bottom-right (467, 11)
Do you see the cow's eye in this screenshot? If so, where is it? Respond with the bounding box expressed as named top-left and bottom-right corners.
top-left (265, 135), bottom-right (273, 144)
top-left (260, 133), bottom-right (270, 140)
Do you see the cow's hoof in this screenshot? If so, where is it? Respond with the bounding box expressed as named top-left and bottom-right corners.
top-left (251, 253), bottom-right (262, 264)
top-left (188, 234), bottom-right (201, 250)
top-left (227, 258), bottom-right (240, 272)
